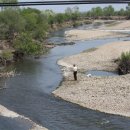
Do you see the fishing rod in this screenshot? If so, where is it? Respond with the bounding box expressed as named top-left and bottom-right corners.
top-left (0, 0), bottom-right (129, 6)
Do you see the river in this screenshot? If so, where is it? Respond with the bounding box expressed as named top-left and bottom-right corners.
top-left (0, 25), bottom-right (130, 130)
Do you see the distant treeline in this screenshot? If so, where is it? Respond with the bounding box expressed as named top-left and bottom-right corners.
top-left (84, 5), bottom-right (130, 18)
top-left (0, 0), bottom-right (130, 58)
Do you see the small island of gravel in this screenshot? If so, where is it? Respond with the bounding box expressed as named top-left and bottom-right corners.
top-left (53, 20), bottom-right (130, 117)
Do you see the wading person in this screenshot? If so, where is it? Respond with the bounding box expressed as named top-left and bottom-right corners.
top-left (73, 64), bottom-right (77, 80)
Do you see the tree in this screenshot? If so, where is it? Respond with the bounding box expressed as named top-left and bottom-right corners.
top-left (43, 9), bottom-right (56, 27)
top-left (95, 7), bottom-right (103, 17)
top-left (13, 33), bottom-right (43, 55)
top-left (71, 6), bottom-right (80, 21)
top-left (0, 0), bottom-right (24, 42)
top-left (118, 8), bottom-right (125, 16)
top-left (55, 13), bottom-right (64, 24)
top-left (43, 9), bottom-right (55, 17)
top-left (103, 5), bottom-right (115, 16)
top-left (21, 8), bottom-right (49, 41)
top-left (73, 6), bottom-right (79, 14)
top-left (0, 6), bottom-right (49, 56)
top-left (90, 7), bottom-right (103, 18)
top-left (0, 9), bottom-right (25, 41)
top-left (126, 4), bottom-right (130, 17)
top-left (65, 7), bottom-right (73, 21)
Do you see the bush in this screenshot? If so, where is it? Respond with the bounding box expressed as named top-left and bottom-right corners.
top-left (13, 33), bottom-right (44, 56)
top-left (1, 50), bottom-right (13, 60)
top-left (73, 22), bottom-right (82, 27)
top-left (118, 51), bottom-right (130, 74)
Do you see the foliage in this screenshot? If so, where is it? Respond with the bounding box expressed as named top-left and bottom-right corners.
top-left (13, 33), bottom-right (43, 55)
top-left (118, 51), bottom-right (130, 74)
top-left (55, 13), bottom-right (65, 24)
top-left (1, 9), bottom-right (25, 40)
top-left (85, 5), bottom-right (129, 18)
top-left (90, 7), bottom-right (103, 18)
top-left (1, 50), bottom-right (13, 60)
top-left (21, 8), bottom-right (49, 41)
top-left (0, 4), bottom-right (129, 58)
top-left (0, 7), bottom-right (48, 56)
top-left (103, 5), bottom-right (115, 16)
top-left (73, 22), bottom-right (82, 27)
top-left (118, 8), bottom-right (126, 16)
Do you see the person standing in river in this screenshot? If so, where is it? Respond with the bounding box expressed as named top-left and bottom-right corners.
top-left (73, 64), bottom-right (78, 81)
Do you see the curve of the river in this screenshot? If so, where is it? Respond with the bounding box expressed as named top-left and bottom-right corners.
top-left (0, 26), bottom-right (130, 130)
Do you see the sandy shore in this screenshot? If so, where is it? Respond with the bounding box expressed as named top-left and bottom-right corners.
top-left (53, 39), bottom-right (130, 116)
top-left (65, 20), bottom-right (130, 41)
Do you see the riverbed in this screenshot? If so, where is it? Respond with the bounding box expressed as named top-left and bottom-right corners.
top-left (0, 25), bottom-right (130, 130)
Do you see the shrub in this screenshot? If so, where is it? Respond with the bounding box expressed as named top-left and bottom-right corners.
top-left (13, 33), bottom-right (44, 56)
top-left (73, 22), bottom-right (82, 27)
top-left (1, 50), bottom-right (13, 60)
top-left (118, 51), bottom-right (130, 74)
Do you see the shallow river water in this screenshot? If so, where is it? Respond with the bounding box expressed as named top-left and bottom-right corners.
top-left (0, 27), bottom-right (130, 130)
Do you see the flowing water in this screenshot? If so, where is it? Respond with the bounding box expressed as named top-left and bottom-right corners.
top-left (0, 26), bottom-right (130, 130)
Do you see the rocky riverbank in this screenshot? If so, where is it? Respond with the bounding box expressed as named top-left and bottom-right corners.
top-left (53, 20), bottom-right (130, 117)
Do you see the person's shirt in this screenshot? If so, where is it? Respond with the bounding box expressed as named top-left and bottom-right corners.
top-left (73, 66), bottom-right (77, 72)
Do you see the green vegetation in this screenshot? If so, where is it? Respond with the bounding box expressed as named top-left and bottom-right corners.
top-left (85, 5), bottom-right (130, 18)
top-left (73, 22), bottom-right (82, 27)
top-left (1, 50), bottom-right (13, 60)
top-left (0, 2), bottom-right (83, 58)
top-left (0, 50), bottom-right (13, 66)
top-left (0, 0), bottom-right (130, 60)
top-left (13, 33), bottom-right (44, 55)
top-left (118, 52), bottom-right (130, 75)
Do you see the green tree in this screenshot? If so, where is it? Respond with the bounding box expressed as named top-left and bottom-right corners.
top-left (90, 7), bottom-right (103, 18)
top-left (43, 9), bottom-right (56, 27)
top-left (14, 33), bottom-right (43, 55)
top-left (71, 6), bottom-right (80, 21)
top-left (118, 8), bottom-right (125, 16)
top-left (126, 4), bottom-right (130, 17)
top-left (0, 9), bottom-right (25, 41)
top-left (95, 7), bottom-right (103, 17)
top-left (55, 13), bottom-right (64, 24)
top-left (65, 7), bottom-right (73, 21)
top-left (21, 8), bottom-right (48, 41)
top-left (103, 5), bottom-right (115, 16)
